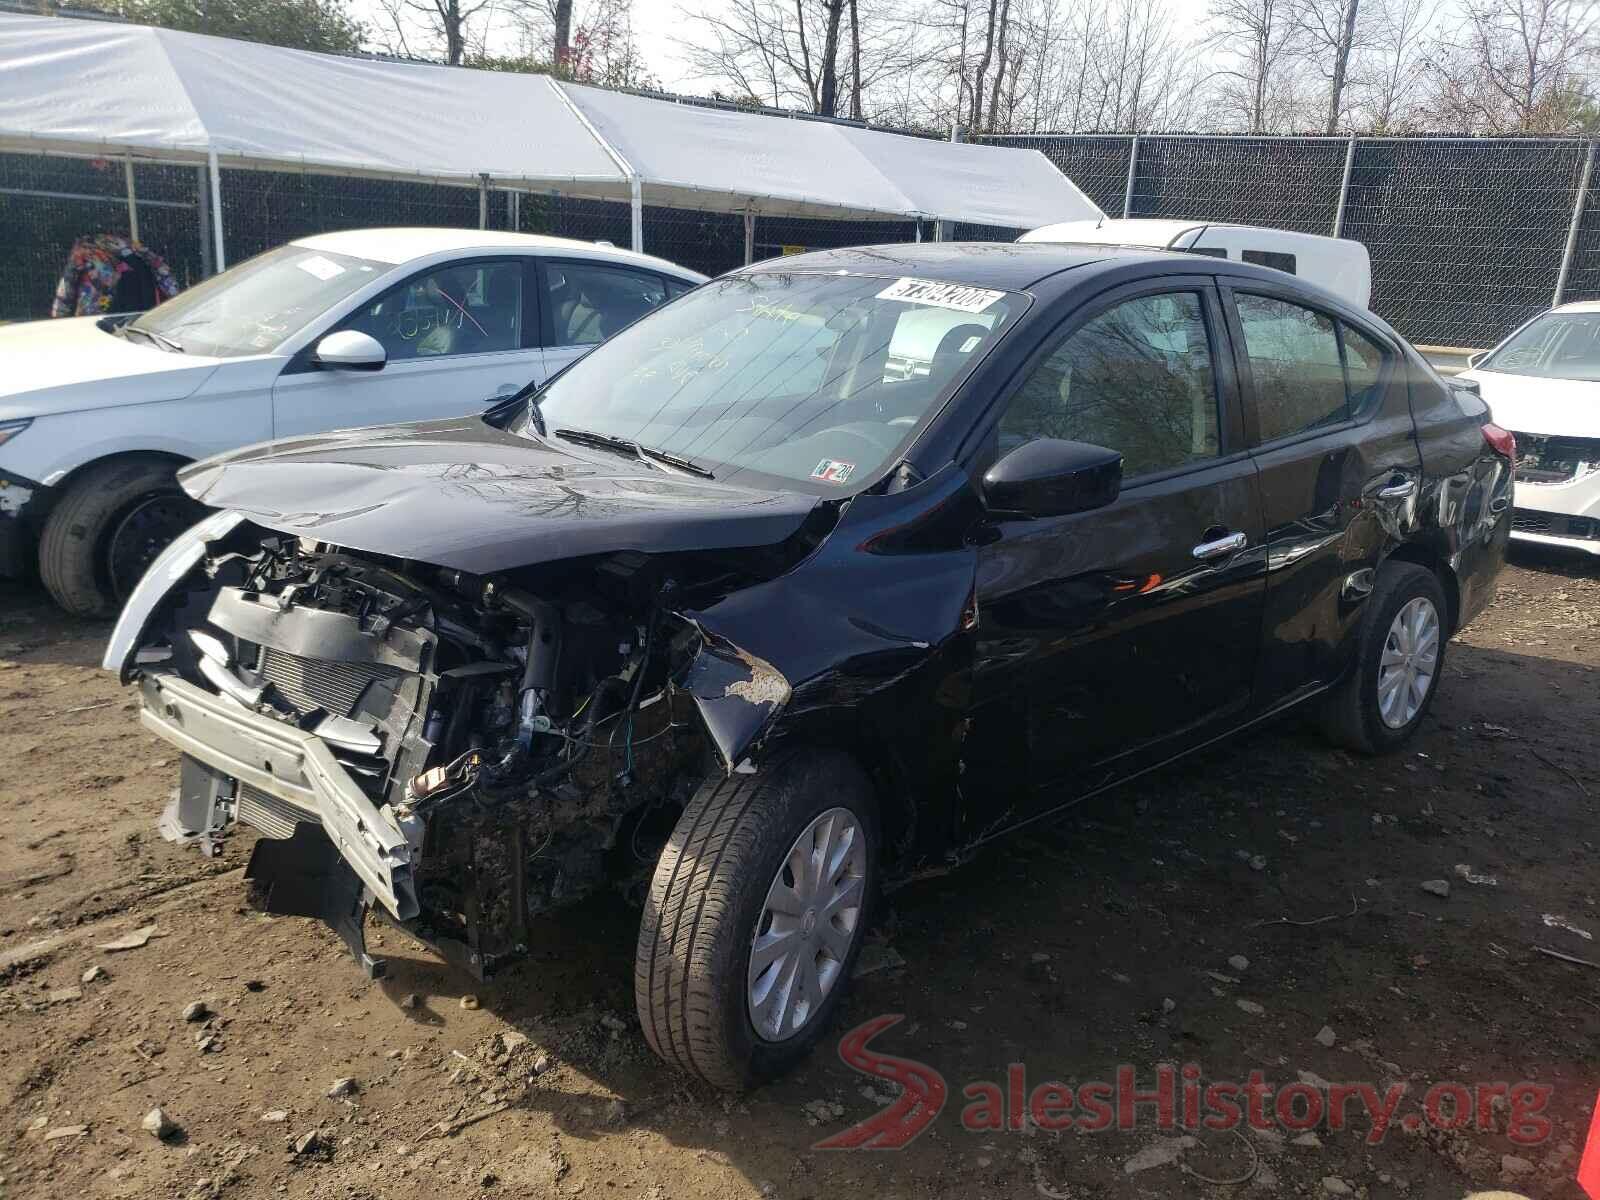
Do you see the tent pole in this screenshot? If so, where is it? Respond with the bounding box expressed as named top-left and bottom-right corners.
top-left (207, 149), bottom-right (226, 272)
top-left (478, 174), bottom-right (489, 229)
top-left (123, 155), bottom-right (139, 244)
top-left (743, 207), bottom-right (755, 265)
top-left (630, 177), bottom-right (643, 253)
top-left (545, 78), bottom-right (643, 253)
top-left (196, 164), bottom-right (212, 277)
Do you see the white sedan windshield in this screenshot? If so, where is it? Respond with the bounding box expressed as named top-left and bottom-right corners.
top-left (1482, 311), bottom-right (1600, 382)
top-left (128, 244), bottom-right (388, 358)
top-left (528, 271), bottom-right (1020, 490)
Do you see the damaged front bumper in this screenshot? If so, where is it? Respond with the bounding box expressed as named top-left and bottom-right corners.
top-left (138, 671), bottom-right (421, 922)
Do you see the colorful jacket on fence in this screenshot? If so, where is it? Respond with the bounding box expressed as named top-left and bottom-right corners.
top-left (50, 234), bottom-right (179, 318)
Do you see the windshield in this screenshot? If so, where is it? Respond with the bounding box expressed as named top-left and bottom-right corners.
top-left (128, 244), bottom-right (388, 358)
top-left (1480, 311), bottom-right (1600, 382)
top-left (525, 271), bottom-right (1022, 490)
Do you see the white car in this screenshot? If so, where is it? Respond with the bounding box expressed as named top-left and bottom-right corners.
top-left (0, 229), bottom-right (705, 614)
top-left (1019, 219), bottom-right (1373, 311)
top-left (1458, 302), bottom-right (1600, 557)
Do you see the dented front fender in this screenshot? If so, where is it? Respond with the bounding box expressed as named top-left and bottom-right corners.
top-left (676, 465), bottom-right (983, 806)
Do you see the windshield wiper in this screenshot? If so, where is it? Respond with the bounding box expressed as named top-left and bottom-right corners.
top-left (637, 444), bottom-right (714, 479)
top-left (554, 427), bottom-right (643, 459)
top-left (120, 324), bottom-right (185, 353)
top-left (553, 428), bottom-right (714, 479)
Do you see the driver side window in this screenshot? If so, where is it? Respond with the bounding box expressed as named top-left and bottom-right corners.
top-left (1000, 291), bottom-right (1220, 479)
top-left (339, 261), bottom-right (523, 362)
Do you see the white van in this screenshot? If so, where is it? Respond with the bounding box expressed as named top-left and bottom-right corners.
top-left (1018, 219), bottom-right (1372, 311)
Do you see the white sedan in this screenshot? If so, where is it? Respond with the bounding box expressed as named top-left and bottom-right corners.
top-left (1459, 301), bottom-right (1600, 557)
top-left (0, 229), bottom-right (704, 614)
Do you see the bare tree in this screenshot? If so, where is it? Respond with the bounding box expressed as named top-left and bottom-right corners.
top-left (1350, 0), bottom-right (1439, 129)
top-left (506, 0), bottom-right (652, 85)
top-left (849, 0), bottom-right (862, 117)
top-left (553, 0), bottom-right (573, 67)
top-left (1207, 0), bottom-right (1304, 130)
top-left (679, 0), bottom-right (929, 119)
top-left (1293, 0), bottom-right (1366, 130)
top-left (375, 0), bottom-right (495, 64)
top-left (1424, 0), bottom-right (1600, 131)
top-left (985, 0), bottom-right (1015, 130)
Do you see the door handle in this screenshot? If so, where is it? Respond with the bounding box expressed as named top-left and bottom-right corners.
top-left (1192, 531), bottom-right (1247, 560)
top-left (1377, 479), bottom-right (1417, 500)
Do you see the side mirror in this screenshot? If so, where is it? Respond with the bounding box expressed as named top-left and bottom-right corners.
top-left (982, 438), bottom-right (1123, 518)
top-left (1465, 352), bottom-right (1484, 369)
top-left (313, 330), bottom-right (386, 371)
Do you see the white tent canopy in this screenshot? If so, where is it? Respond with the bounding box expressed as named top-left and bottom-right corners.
top-left (0, 12), bottom-right (1101, 249)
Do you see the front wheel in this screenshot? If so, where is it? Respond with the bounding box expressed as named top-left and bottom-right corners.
top-left (38, 457), bottom-right (200, 617)
top-left (634, 751), bottom-right (877, 1090)
top-left (1317, 562), bottom-right (1448, 754)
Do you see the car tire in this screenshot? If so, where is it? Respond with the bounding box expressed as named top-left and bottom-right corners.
top-left (635, 750), bottom-right (878, 1090)
top-left (1317, 562), bottom-right (1449, 755)
top-left (38, 456), bottom-right (199, 618)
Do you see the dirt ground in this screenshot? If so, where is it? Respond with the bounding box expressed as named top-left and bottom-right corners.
top-left (2, 546), bottom-right (1598, 1200)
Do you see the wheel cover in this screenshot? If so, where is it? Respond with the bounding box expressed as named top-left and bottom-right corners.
top-left (1377, 595), bottom-right (1440, 729)
top-left (747, 806), bottom-right (867, 1044)
top-left (107, 493), bottom-right (199, 600)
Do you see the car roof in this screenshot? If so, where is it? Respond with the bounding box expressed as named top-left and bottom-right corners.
top-left (1552, 300), bottom-right (1600, 314)
top-left (1021, 218), bottom-right (1357, 250)
top-left (289, 227), bottom-right (706, 279)
top-left (736, 239), bottom-right (1353, 295)
top-left (735, 241), bottom-right (1157, 291)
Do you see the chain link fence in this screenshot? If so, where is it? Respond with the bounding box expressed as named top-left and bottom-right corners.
top-left (11, 135), bottom-right (1600, 349)
top-left (988, 132), bottom-right (1600, 348)
top-left (1, 154), bottom-right (928, 322)
top-left (0, 151), bottom-right (208, 323)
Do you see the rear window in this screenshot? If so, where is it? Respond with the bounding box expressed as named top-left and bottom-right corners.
top-left (1242, 249), bottom-right (1298, 275)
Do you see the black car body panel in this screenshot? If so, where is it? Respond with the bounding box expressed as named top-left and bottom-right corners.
top-left (106, 242), bottom-right (1511, 982)
top-left (178, 418), bottom-right (822, 574)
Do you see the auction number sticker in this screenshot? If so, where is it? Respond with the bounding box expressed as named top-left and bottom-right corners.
top-left (876, 277), bottom-right (1004, 313)
top-left (811, 459), bottom-right (855, 484)
top-left (296, 254), bottom-right (346, 281)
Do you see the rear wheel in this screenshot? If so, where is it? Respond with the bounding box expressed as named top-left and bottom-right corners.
top-left (1317, 562), bottom-right (1448, 754)
top-left (38, 456), bottom-right (199, 617)
top-left (634, 751), bottom-right (877, 1090)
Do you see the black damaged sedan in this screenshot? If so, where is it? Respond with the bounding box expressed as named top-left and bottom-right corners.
top-left (105, 243), bottom-right (1511, 1088)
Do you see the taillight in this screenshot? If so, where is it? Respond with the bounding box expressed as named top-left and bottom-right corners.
top-left (1482, 422), bottom-right (1515, 460)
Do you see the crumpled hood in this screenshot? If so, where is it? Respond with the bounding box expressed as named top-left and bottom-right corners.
top-left (178, 416), bottom-right (822, 573)
top-left (0, 316), bottom-right (227, 420)
top-left (1461, 369), bottom-right (1600, 439)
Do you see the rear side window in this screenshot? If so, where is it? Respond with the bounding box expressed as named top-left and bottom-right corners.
top-left (1236, 295), bottom-right (1346, 441)
top-left (1242, 249), bottom-right (1297, 275)
top-left (543, 262), bottom-right (669, 347)
top-left (1001, 291), bottom-right (1220, 479)
top-left (1342, 324), bottom-right (1387, 416)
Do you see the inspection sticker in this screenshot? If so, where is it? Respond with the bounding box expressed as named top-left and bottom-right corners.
top-left (875, 277), bottom-right (1004, 314)
top-left (811, 459), bottom-right (855, 484)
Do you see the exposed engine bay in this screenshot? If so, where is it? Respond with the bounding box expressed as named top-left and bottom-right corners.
top-left (115, 521), bottom-right (801, 979)
top-left (1513, 431), bottom-right (1600, 486)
